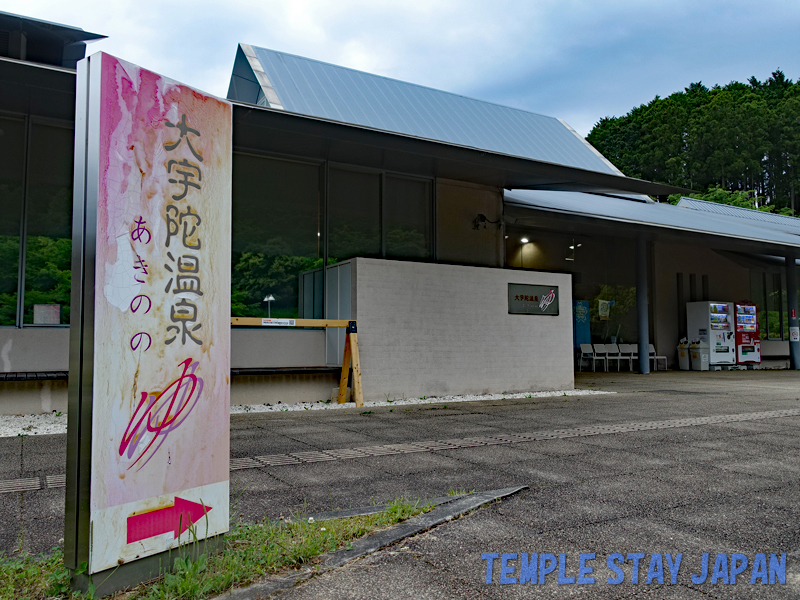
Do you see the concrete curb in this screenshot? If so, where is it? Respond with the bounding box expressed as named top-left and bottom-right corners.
top-left (214, 486), bottom-right (527, 600)
top-left (300, 494), bottom-right (464, 523)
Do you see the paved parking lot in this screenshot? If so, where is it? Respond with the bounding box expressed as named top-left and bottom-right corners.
top-left (2, 370), bottom-right (800, 598)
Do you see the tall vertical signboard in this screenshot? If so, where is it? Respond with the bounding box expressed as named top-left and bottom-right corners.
top-left (66, 52), bottom-right (231, 592)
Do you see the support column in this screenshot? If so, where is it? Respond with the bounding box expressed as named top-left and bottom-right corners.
top-left (636, 237), bottom-right (650, 374)
top-left (786, 254), bottom-right (800, 370)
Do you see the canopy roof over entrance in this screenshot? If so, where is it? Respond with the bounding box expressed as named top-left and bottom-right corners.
top-left (677, 197), bottom-right (800, 237)
top-left (505, 189), bottom-right (800, 253)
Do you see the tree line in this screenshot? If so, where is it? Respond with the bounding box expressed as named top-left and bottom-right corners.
top-left (586, 70), bottom-right (800, 213)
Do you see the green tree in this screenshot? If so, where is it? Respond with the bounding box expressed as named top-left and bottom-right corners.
top-left (587, 69), bottom-right (800, 210)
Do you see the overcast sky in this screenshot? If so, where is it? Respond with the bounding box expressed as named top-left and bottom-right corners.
top-left (6, 0), bottom-right (799, 136)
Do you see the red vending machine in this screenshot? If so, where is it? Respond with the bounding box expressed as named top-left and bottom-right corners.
top-left (735, 303), bottom-right (761, 364)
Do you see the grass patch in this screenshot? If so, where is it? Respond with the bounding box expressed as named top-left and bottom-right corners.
top-left (0, 550), bottom-right (73, 599)
top-left (0, 499), bottom-right (430, 600)
top-left (447, 487), bottom-right (475, 496)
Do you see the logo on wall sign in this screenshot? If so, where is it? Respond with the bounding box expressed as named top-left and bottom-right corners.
top-left (539, 289), bottom-right (556, 311)
top-left (119, 358), bottom-right (204, 471)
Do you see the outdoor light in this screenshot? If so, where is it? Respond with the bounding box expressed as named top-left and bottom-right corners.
top-left (567, 239), bottom-right (577, 261)
top-left (521, 237), bottom-right (529, 243)
top-left (264, 294), bottom-right (276, 318)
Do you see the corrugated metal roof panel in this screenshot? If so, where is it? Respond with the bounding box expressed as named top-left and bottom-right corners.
top-left (239, 46), bottom-right (617, 174)
top-left (505, 190), bottom-right (800, 248)
top-left (677, 197), bottom-right (800, 236)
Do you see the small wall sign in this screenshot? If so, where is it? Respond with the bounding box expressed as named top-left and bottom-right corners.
top-left (508, 283), bottom-right (559, 315)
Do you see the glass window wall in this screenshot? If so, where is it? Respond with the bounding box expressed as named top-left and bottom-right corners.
top-left (328, 167), bottom-right (381, 262)
top-left (0, 117), bottom-right (25, 326)
top-left (2, 134), bottom-right (434, 327)
top-left (22, 122), bottom-right (74, 325)
top-left (231, 153), bottom-right (323, 319)
top-left (384, 175), bottom-right (432, 259)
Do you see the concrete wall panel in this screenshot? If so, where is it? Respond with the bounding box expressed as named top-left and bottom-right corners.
top-left (0, 328), bottom-right (70, 372)
top-left (230, 372), bottom-right (339, 406)
top-left (231, 329), bottom-right (326, 369)
top-left (0, 380), bottom-right (67, 415)
top-left (0, 327), bottom-right (327, 372)
top-left (353, 258), bottom-right (573, 400)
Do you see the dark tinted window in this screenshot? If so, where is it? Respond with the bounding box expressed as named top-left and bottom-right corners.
top-left (23, 122), bottom-right (73, 325)
top-left (0, 117), bottom-right (25, 326)
top-left (328, 167), bottom-right (380, 262)
top-left (384, 175), bottom-right (431, 259)
top-left (231, 153), bottom-right (322, 318)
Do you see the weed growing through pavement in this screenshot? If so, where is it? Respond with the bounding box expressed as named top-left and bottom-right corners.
top-left (0, 549), bottom-right (76, 600)
top-left (0, 499), bottom-right (430, 600)
top-left (447, 487), bottom-right (475, 496)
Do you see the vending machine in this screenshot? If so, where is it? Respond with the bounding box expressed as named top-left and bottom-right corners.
top-left (735, 303), bottom-right (761, 364)
top-left (686, 301), bottom-right (736, 365)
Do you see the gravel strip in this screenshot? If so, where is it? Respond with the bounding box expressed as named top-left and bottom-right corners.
top-left (229, 388), bottom-right (613, 414)
top-left (0, 389), bottom-right (613, 437)
top-left (0, 412), bottom-right (67, 437)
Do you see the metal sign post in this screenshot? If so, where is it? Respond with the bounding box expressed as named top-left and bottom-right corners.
top-left (65, 52), bottom-right (231, 595)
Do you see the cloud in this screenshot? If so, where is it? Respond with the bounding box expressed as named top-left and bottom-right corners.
top-left (4, 0), bottom-right (799, 136)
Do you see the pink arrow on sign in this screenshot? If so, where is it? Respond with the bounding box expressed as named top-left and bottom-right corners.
top-left (127, 497), bottom-right (212, 544)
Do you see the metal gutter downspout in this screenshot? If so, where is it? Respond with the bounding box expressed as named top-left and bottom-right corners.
top-left (636, 236), bottom-right (650, 374)
top-left (786, 252), bottom-right (800, 370)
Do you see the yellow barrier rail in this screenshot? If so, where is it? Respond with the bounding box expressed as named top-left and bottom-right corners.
top-left (230, 317), bottom-right (363, 407)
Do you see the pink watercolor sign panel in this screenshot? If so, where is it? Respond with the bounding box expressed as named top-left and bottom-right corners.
top-left (88, 53), bottom-right (231, 573)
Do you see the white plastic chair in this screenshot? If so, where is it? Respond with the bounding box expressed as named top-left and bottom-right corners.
top-left (578, 344), bottom-right (606, 372)
top-left (649, 344), bottom-right (667, 371)
top-left (592, 344), bottom-right (609, 372)
top-left (605, 343), bottom-right (628, 371)
top-left (620, 344), bottom-right (638, 371)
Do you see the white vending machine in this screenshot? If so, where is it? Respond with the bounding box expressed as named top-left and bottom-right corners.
top-left (686, 301), bottom-right (736, 365)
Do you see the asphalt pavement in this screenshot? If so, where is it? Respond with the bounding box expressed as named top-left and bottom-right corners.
top-left (2, 370), bottom-right (800, 599)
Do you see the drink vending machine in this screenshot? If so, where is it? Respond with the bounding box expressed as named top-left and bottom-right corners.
top-left (686, 301), bottom-right (736, 365)
top-left (735, 303), bottom-right (761, 364)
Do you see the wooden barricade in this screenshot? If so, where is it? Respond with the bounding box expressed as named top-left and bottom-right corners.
top-left (230, 317), bottom-right (364, 407)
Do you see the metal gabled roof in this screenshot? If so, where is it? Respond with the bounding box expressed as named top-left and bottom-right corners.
top-left (504, 189), bottom-right (800, 249)
top-left (677, 197), bottom-right (800, 236)
top-left (0, 10), bottom-right (105, 42)
top-left (227, 44), bottom-right (618, 175)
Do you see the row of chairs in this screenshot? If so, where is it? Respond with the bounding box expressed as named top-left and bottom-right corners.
top-left (578, 343), bottom-right (667, 372)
